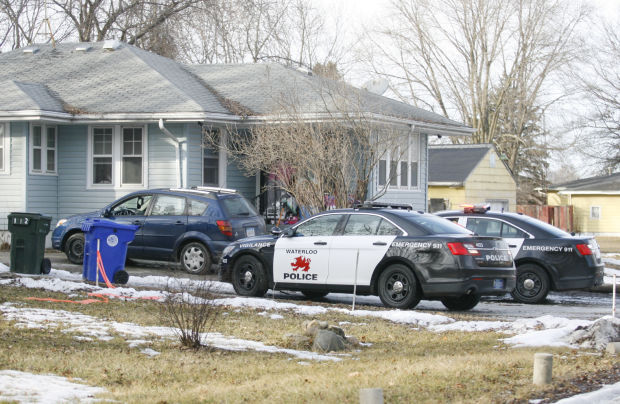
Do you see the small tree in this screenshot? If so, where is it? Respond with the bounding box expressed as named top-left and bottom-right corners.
top-left (160, 280), bottom-right (221, 349)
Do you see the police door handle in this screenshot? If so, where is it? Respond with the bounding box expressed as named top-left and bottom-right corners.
top-left (314, 241), bottom-right (327, 245)
top-left (373, 241), bottom-right (387, 246)
top-left (509, 245), bottom-right (517, 248)
top-left (132, 220), bottom-right (141, 225)
top-left (175, 221), bottom-right (184, 225)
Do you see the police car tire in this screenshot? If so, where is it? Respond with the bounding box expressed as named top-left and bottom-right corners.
top-left (511, 264), bottom-right (550, 304)
top-left (377, 264), bottom-right (421, 309)
top-left (232, 255), bottom-right (268, 297)
top-left (440, 294), bottom-right (481, 311)
top-left (301, 291), bottom-right (329, 299)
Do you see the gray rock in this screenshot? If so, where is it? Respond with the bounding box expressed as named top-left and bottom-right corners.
top-left (312, 329), bottom-right (347, 352)
top-left (327, 325), bottom-right (346, 338)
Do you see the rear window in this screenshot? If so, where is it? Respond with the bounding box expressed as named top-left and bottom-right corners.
top-left (394, 211), bottom-right (473, 235)
top-left (512, 214), bottom-right (571, 238)
top-left (219, 195), bottom-right (259, 218)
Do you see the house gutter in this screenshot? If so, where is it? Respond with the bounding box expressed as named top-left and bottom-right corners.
top-left (158, 119), bottom-right (184, 188)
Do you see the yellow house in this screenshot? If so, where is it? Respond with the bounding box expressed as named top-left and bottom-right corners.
top-left (546, 173), bottom-right (620, 236)
top-left (427, 144), bottom-right (516, 212)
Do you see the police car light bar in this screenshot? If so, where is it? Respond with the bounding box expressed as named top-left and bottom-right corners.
top-left (356, 201), bottom-right (414, 210)
top-left (462, 203), bottom-right (490, 214)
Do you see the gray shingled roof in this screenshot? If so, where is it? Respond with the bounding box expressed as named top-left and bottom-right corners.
top-left (428, 144), bottom-right (492, 184)
top-left (0, 41), bottom-right (471, 131)
top-left (187, 63), bottom-right (467, 127)
top-left (0, 42), bottom-right (229, 115)
top-left (549, 172), bottom-right (620, 192)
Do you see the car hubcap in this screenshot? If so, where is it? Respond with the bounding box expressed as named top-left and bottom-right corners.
top-left (239, 264), bottom-right (256, 290)
top-left (184, 247), bottom-right (204, 270)
top-left (517, 272), bottom-right (541, 297)
top-left (386, 273), bottom-right (409, 302)
top-left (244, 270), bottom-right (253, 284)
top-left (71, 241), bottom-right (83, 256)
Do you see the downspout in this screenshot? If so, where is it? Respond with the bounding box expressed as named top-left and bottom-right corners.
top-left (158, 119), bottom-right (184, 188)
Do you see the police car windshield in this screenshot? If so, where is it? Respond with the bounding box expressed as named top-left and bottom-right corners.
top-left (394, 211), bottom-right (473, 235)
top-left (514, 214), bottom-right (571, 237)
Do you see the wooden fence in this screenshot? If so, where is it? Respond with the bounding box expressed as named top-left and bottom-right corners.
top-left (516, 205), bottom-right (574, 233)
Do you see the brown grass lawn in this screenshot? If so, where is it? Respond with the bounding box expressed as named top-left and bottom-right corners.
top-left (0, 285), bottom-right (617, 403)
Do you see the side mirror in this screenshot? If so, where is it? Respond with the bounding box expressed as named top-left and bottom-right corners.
top-left (102, 208), bottom-right (112, 218)
top-left (271, 226), bottom-right (282, 236)
top-left (282, 227), bottom-right (296, 237)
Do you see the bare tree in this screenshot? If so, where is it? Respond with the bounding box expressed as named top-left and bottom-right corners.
top-left (366, 0), bottom-right (588, 177)
top-left (0, 0), bottom-right (71, 49)
top-left (203, 79), bottom-right (405, 211)
top-left (577, 16), bottom-right (620, 173)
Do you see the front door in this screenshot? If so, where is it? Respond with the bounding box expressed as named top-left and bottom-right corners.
top-left (108, 193), bottom-right (153, 257)
top-left (273, 214), bottom-right (344, 286)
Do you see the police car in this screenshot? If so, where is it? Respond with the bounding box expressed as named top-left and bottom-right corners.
top-left (220, 202), bottom-right (515, 311)
top-left (436, 205), bottom-right (604, 304)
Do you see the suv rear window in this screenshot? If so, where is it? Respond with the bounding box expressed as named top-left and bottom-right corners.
top-left (220, 195), bottom-right (259, 218)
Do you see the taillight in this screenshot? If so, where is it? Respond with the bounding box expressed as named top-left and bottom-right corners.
top-left (575, 243), bottom-right (593, 256)
top-left (216, 220), bottom-right (233, 237)
top-left (447, 242), bottom-right (480, 256)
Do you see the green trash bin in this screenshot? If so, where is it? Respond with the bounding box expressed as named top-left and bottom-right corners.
top-left (7, 212), bottom-right (52, 275)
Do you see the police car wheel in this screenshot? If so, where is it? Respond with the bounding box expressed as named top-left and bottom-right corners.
top-left (65, 233), bottom-right (85, 265)
top-left (511, 264), bottom-right (550, 304)
top-left (232, 255), bottom-right (268, 297)
top-left (301, 291), bottom-right (329, 299)
top-left (440, 294), bottom-right (481, 311)
top-left (180, 242), bottom-right (212, 275)
top-left (377, 264), bottom-right (421, 309)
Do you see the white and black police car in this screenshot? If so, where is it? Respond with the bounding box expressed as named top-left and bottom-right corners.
top-left (220, 202), bottom-right (515, 311)
top-left (436, 204), bottom-right (604, 304)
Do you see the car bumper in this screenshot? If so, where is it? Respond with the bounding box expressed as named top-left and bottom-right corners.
top-left (422, 268), bottom-right (516, 297)
top-left (51, 229), bottom-right (64, 250)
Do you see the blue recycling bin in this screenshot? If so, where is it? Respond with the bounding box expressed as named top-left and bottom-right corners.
top-left (81, 218), bottom-right (139, 284)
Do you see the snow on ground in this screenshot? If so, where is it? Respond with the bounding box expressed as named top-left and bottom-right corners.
top-left (0, 370), bottom-right (105, 403)
top-left (554, 382), bottom-right (620, 404)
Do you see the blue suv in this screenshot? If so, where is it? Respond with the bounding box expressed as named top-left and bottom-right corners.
top-left (51, 187), bottom-right (266, 274)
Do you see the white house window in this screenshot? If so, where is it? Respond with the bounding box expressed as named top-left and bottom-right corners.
top-left (122, 128), bottom-right (143, 185)
top-left (0, 123), bottom-right (7, 173)
top-left (202, 129), bottom-right (224, 187)
top-left (378, 132), bottom-right (419, 189)
top-left (93, 128), bottom-right (113, 184)
top-left (30, 124), bottom-right (57, 175)
top-left (88, 125), bottom-right (147, 188)
top-left (590, 206), bottom-right (601, 220)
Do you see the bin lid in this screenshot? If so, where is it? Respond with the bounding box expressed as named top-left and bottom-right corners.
top-left (81, 218), bottom-right (139, 232)
top-left (8, 212), bottom-right (52, 220)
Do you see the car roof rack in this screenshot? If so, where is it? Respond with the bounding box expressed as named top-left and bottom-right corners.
top-left (354, 201), bottom-right (414, 210)
top-left (462, 203), bottom-right (490, 214)
top-left (169, 186), bottom-right (237, 195)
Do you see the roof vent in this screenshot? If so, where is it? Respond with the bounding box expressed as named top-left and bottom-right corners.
top-left (22, 46), bottom-right (39, 54)
top-left (102, 39), bottom-right (122, 51)
top-left (75, 44), bottom-right (92, 52)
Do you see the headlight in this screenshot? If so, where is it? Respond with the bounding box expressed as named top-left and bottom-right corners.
top-left (55, 219), bottom-right (67, 227)
top-left (222, 245), bottom-right (235, 257)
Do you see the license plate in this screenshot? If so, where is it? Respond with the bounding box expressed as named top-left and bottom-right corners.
top-left (493, 279), bottom-right (504, 289)
top-left (246, 227), bottom-right (255, 237)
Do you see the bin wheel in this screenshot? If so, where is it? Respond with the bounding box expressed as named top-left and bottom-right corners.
top-left (113, 270), bottom-right (129, 285)
top-left (180, 242), bottom-right (212, 275)
top-left (65, 233), bottom-right (85, 265)
top-left (40, 258), bottom-right (51, 275)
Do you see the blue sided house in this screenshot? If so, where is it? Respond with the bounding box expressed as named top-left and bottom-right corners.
top-left (0, 40), bottom-right (473, 244)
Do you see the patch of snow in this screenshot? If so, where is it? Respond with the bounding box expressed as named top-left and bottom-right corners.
top-left (554, 381), bottom-right (620, 403)
top-left (0, 369), bottom-right (105, 403)
top-left (140, 348), bottom-right (160, 356)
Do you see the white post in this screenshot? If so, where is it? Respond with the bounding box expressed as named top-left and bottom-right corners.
top-left (352, 250), bottom-right (360, 311)
top-left (533, 353), bottom-right (553, 385)
top-left (96, 238), bottom-right (100, 288)
top-left (613, 274), bottom-right (617, 318)
top-left (359, 388), bottom-right (383, 404)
